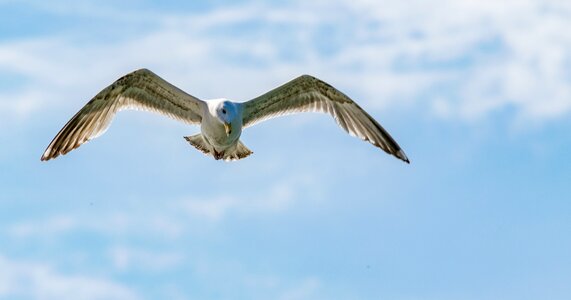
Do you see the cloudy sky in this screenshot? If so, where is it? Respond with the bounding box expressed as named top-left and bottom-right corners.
top-left (1, 0), bottom-right (570, 299)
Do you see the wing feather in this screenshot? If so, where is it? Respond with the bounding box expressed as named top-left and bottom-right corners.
top-left (41, 69), bottom-right (205, 161)
top-left (242, 75), bottom-right (409, 163)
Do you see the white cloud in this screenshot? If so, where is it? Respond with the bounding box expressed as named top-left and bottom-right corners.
top-left (180, 195), bottom-right (237, 221)
top-left (276, 277), bottom-right (321, 300)
top-left (5, 173), bottom-right (323, 241)
top-left (345, 0), bottom-right (571, 121)
top-left (187, 254), bottom-right (323, 300)
top-left (0, 255), bottom-right (138, 300)
top-left (108, 246), bottom-right (184, 272)
top-left (179, 173), bottom-right (322, 221)
top-left (6, 212), bottom-right (184, 240)
top-left (241, 275), bottom-right (320, 300)
top-left (1, 0), bottom-right (570, 127)
top-left (8, 215), bottom-right (77, 237)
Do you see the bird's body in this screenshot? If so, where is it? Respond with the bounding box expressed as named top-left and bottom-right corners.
top-left (190, 98), bottom-right (249, 160)
top-left (41, 69), bottom-right (409, 163)
top-left (202, 100), bottom-right (241, 149)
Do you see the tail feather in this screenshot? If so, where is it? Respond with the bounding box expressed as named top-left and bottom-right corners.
top-left (225, 141), bottom-right (253, 161)
top-left (184, 134), bottom-right (210, 155)
top-left (183, 134), bottom-right (253, 161)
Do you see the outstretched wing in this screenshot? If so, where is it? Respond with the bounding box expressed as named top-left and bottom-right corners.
top-left (41, 68), bottom-right (205, 161)
top-left (241, 75), bottom-right (409, 163)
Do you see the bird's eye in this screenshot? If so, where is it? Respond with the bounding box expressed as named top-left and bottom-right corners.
top-left (222, 109), bottom-right (227, 114)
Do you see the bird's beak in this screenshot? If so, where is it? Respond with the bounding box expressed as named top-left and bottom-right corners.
top-left (224, 122), bottom-right (232, 136)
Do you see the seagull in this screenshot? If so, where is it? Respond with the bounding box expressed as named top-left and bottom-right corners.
top-left (41, 69), bottom-right (410, 163)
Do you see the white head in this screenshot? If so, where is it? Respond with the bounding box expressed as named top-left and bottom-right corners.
top-left (215, 100), bottom-right (238, 136)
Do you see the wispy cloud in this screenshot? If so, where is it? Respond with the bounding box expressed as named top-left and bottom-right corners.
top-left (188, 256), bottom-right (323, 300)
top-left (276, 277), bottom-right (321, 300)
top-left (1, 0), bottom-right (570, 129)
top-left (108, 246), bottom-right (184, 272)
top-left (0, 254), bottom-right (138, 300)
top-left (179, 173), bottom-right (322, 221)
top-left (6, 172), bottom-right (322, 243)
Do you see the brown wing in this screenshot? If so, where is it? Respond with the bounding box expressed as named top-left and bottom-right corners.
top-left (241, 75), bottom-right (409, 163)
top-left (41, 68), bottom-right (205, 161)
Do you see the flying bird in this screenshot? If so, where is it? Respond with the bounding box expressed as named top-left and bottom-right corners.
top-left (41, 69), bottom-right (410, 163)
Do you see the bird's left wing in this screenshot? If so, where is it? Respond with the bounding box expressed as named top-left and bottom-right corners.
top-left (41, 68), bottom-right (205, 161)
top-left (241, 75), bottom-right (409, 163)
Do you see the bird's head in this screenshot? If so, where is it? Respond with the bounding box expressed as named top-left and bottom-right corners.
top-left (216, 100), bottom-right (237, 136)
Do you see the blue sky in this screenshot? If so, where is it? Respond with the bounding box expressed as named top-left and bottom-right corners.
top-left (1, 0), bottom-right (570, 299)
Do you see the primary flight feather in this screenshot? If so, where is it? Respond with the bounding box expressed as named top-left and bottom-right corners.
top-left (41, 68), bottom-right (410, 163)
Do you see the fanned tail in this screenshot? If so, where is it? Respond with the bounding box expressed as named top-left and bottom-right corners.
top-left (227, 141), bottom-right (253, 161)
top-left (184, 134), bottom-right (211, 155)
top-left (183, 134), bottom-right (253, 161)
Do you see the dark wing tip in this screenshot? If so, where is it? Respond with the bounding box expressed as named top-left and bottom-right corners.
top-left (40, 139), bottom-right (83, 161)
top-left (395, 149), bottom-right (410, 164)
top-left (40, 151), bottom-right (55, 161)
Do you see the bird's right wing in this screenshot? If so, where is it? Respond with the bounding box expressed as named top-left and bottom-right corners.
top-left (41, 69), bottom-right (205, 161)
